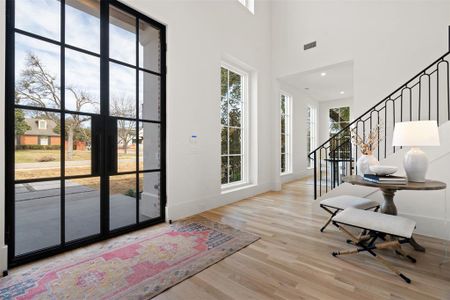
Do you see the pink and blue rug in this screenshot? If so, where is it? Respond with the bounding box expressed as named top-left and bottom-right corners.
top-left (0, 217), bottom-right (259, 299)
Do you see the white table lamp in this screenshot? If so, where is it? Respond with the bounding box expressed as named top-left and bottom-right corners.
top-left (392, 120), bottom-right (440, 182)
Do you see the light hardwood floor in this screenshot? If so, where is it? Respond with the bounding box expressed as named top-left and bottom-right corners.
top-left (155, 178), bottom-right (450, 300)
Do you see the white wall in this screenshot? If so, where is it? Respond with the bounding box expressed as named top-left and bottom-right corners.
top-left (271, 1), bottom-right (450, 117)
top-left (121, 0), bottom-right (275, 220)
top-left (278, 82), bottom-right (318, 183)
top-left (318, 97), bottom-right (353, 145)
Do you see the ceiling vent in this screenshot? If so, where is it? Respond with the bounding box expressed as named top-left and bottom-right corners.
top-left (304, 41), bottom-right (317, 51)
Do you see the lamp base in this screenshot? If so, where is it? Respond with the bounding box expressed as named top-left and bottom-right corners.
top-left (404, 147), bottom-right (428, 182)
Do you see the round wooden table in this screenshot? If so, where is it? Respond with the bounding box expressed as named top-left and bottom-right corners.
top-left (342, 175), bottom-right (447, 252)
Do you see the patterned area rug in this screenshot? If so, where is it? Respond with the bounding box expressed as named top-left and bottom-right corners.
top-left (0, 217), bottom-right (259, 299)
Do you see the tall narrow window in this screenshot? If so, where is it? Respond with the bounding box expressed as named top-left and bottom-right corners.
top-left (306, 106), bottom-right (317, 168)
top-left (280, 93), bottom-right (292, 174)
top-left (221, 65), bottom-right (247, 186)
top-left (329, 106), bottom-right (351, 158)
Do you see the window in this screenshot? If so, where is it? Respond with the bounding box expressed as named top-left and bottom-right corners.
top-left (38, 120), bottom-right (47, 130)
top-left (329, 106), bottom-right (350, 136)
top-left (39, 136), bottom-right (49, 146)
top-left (221, 65), bottom-right (247, 187)
top-left (238, 0), bottom-right (254, 14)
top-left (306, 106), bottom-right (317, 168)
top-left (329, 106), bottom-right (351, 158)
top-left (280, 93), bottom-right (292, 174)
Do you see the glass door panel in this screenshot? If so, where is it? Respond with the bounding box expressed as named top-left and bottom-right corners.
top-left (15, 109), bottom-right (61, 181)
top-left (139, 172), bottom-right (160, 222)
top-left (65, 114), bottom-right (92, 176)
top-left (117, 119), bottom-right (137, 173)
top-left (109, 174), bottom-right (137, 230)
top-left (65, 177), bottom-right (101, 242)
top-left (139, 122), bottom-right (160, 171)
top-left (15, 181), bottom-right (61, 256)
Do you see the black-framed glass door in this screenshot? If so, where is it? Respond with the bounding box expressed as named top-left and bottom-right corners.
top-left (5, 0), bottom-right (166, 266)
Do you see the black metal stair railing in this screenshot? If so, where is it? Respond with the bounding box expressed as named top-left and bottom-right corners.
top-left (308, 50), bottom-right (450, 199)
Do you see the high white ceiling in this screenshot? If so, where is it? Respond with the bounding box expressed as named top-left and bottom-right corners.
top-left (280, 61), bottom-right (353, 102)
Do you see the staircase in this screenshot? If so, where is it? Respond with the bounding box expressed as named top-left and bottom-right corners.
top-left (308, 27), bottom-right (450, 199)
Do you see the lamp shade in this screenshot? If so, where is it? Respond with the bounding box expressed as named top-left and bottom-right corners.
top-left (392, 120), bottom-right (440, 147)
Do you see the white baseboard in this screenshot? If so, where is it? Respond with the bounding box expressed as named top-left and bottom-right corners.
top-left (165, 182), bottom-right (273, 221)
top-left (280, 170), bottom-right (312, 184)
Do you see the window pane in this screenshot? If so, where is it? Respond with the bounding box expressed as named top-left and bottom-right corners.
top-left (139, 172), bottom-right (161, 222)
top-left (65, 0), bottom-right (100, 53)
top-left (139, 19), bottom-right (161, 73)
top-left (281, 133), bottom-right (286, 154)
top-left (221, 156), bottom-right (228, 184)
top-left (221, 68), bottom-right (228, 98)
top-left (229, 71), bottom-right (241, 100)
top-left (329, 108), bottom-right (340, 123)
top-left (15, 109), bottom-right (61, 180)
top-left (221, 97), bottom-right (228, 125)
top-left (229, 97), bottom-right (241, 127)
top-left (221, 127), bottom-right (228, 155)
top-left (65, 177), bottom-right (100, 242)
top-left (139, 122), bottom-right (160, 171)
top-left (15, 0), bottom-right (60, 41)
top-left (117, 120), bottom-right (137, 173)
top-left (15, 34), bottom-right (61, 109)
top-left (109, 6), bottom-right (136, 65)
top-left (281, 114), bottom-right (285, 133)
top-left (281, 96), bottom-right (286, 114)
top-left (281, 154), bottom-right (286, 173)
top-left (15, 180), bottom-right (61, 255)
top-left (110, 63), bottom-right (136, 118)
top-left (110, 174), bottom-right (137, 230)
top-left (229, 156), bottom-right (241, 183)
top-left (340, 107), bottom-right (350, 121)
top-left (139, 71), bottom-right (160, 121)
top-left (65, 114), bottom-right (92, 176)
top-left (229, 128), bottom-right (241, 154)
top-left (65, 49), bottom-right (100, 113)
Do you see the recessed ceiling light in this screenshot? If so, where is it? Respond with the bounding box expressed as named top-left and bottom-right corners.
top-left (340, 91), bottom-right (345, 95)
top-left (321, 72), bottom-right (327, 77)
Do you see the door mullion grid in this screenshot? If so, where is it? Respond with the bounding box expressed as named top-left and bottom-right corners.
top-left (60, 0), bottom-right (66, 246)
top-left (135, 17), bottom-right (140, 224)
top-left (100, 0), bottom-right (110, 235)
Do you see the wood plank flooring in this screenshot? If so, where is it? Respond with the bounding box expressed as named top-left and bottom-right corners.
top-left (155, 178), bottom-right (450, 300)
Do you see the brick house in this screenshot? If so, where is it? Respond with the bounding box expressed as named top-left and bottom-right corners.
top-left (17, 118), bottom-right (61, 146)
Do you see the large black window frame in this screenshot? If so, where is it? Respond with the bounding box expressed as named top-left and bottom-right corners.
top-left (5, 0), bottom-right (166, 266)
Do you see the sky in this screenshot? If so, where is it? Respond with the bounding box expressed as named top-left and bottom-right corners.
top-left (14, 0), bottom-right (160, 119)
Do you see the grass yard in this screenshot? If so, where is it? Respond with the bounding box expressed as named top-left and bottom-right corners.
top-left (15, 150), bottom-right (138, 163)
top-left (15, 163), bottom-right (145, 195)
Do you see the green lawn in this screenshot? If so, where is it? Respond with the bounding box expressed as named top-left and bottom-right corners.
top-left (15, 150), bottom-right (137, 163)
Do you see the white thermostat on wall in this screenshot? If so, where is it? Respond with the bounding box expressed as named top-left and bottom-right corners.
top-left (190, 134), bottom-right (198, 144)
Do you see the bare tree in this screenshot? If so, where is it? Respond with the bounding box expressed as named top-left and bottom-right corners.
top-left (15, 53), bottom-right (97, 159)
top-left (110, 97), bottom-right (136, 154)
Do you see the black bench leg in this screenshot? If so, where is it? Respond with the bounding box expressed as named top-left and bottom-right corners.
top-left (320, 209), bottom-right (338, 232)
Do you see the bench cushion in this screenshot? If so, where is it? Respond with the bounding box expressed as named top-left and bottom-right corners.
top-left (332, 207), bottom-right (416, 238)
top-left (320, 195), bottom-right (379, 210)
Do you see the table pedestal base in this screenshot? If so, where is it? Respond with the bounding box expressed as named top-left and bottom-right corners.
top-left (380, 189), bottom-right (397, 215)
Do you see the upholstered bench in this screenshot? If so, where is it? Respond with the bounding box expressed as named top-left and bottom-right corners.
top-left (331, 207), bottom-right (417, 283)
top-left (319, 195), bottom-right (379, 232)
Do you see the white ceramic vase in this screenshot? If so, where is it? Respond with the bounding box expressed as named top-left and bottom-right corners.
top-left (357, 154), bottom-right (379, 175)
